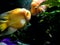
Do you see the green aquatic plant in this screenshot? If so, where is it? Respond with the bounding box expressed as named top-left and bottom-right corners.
top-left (41, 0), bottom-right (60, 7)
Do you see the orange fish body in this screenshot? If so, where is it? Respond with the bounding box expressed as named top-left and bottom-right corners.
top-left (4, 8), bottom-right (31, 29)
top-left (0, 8), bottom-right (31, 36)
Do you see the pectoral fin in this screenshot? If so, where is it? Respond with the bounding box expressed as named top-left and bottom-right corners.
top-left (0, 27), bottom-right (17, 36)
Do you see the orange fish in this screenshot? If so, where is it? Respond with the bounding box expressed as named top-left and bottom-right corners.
top-left (30, 0), bottom-right (47, 15)
top-left (0, 8), bottom-right (31, 36)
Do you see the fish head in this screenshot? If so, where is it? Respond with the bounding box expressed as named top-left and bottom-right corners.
top-left (19, 8), bottom-right (31, 21)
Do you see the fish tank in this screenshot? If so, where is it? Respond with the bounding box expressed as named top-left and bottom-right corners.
top-left (0, 0), bottom-right (60, 45)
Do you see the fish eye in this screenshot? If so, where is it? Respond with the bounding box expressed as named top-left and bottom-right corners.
top-left (27, 12), bottom-right (29, 15)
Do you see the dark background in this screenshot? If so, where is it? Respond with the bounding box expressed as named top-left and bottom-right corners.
top-left (0, 0), bottom-right (18, 13)
top-left (0, 0), bottom-right (32, 13)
